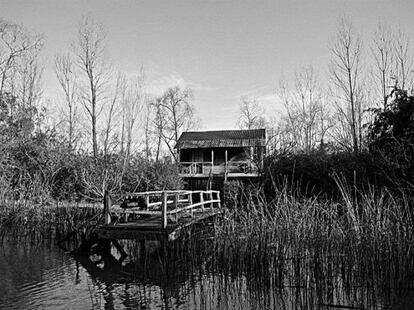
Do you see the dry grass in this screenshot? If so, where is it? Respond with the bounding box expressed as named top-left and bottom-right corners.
top-left (0, 200), bottom-right (102, 243)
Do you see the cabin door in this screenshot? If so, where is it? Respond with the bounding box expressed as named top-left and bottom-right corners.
top-left (193, 150), bottom-right (204, 162)
top-left (191, 150), bottom-right (204, 174)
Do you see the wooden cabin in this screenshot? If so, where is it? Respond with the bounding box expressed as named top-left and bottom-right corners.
top-left (176, 129), bottom-right (266, 181)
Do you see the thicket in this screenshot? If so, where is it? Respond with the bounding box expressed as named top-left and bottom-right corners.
top-left (0, 95), bottom-right (182, 203)
top-left (0, 135), bottom-right (182, 202)
top-left (263, 88), bottom-right (414, 199)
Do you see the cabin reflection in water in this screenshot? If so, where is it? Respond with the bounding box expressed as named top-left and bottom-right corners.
top-left (176, 129), bottom-right (266, 182)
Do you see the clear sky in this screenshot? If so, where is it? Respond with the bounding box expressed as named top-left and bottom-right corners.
top-left (1, 0), bottom-right (414, 130)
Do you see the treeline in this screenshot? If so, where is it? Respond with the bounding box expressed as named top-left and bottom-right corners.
top-left (235, 20), bottom-right (414, 197)
top-left (263, 88), bottom-right (414, 198)
top-left (0, 16), bottom-right (194, 201)
top-left (0, 15), bottom-right (413, 202)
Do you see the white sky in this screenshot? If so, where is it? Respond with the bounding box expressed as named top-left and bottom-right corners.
top-left (1, 0), bottom-right (414, 129)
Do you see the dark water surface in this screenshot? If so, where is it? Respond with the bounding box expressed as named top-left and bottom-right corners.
top-left (1, 236), bottom-right (414, 310)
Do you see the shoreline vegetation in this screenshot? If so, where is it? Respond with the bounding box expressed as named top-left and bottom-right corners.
top-left (2, 178), bottom-right (413, 308)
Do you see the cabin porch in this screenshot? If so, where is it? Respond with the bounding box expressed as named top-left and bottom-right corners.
top-left (178, 147), bottom-right (261, 179)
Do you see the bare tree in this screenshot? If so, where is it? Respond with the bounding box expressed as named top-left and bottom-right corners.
top-left (371, 23), bottom-right (394, 108)
top-left (152, 86), bottom-right (195, 161)
top-left (0, 18), bottom-right (43, 95)
top-left (276, 66), bottom-right (332, 152)
top-left (143, 101), bottom-right (153, 161)
top-left (102, 73), bottom-right (122, 158)
top-left (329, 18), bottom-right (364, 153)
top-left (237, 96), bottom-right (266, 130)
top-left (152, 98), bottom-right (166, 162)
top-left (0, 18), bottom-right (44, 138)
top-left (119, 71), bottom-right (146, 161)
top-left (393, 28), bottom-right (413, 91)
top-left (55, 53), bottom-right (78, 149)
top-left (74, 15), bottom-right (110, 158)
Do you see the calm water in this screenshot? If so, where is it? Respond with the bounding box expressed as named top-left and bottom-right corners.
top-left (1, 236), bottom-right (414, 309)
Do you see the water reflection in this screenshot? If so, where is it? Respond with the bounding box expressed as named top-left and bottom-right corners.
top-left (1, 234), bottom-right (414, 309)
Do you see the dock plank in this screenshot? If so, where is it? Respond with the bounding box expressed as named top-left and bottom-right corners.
top-left (96, 209), bottom-right (222, 241)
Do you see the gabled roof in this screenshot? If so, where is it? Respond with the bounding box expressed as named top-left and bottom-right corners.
top-left (176, 129), bottom-right (266, 149)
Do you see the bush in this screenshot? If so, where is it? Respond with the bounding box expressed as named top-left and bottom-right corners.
top-left (263, 150), bottom-right (408, 199)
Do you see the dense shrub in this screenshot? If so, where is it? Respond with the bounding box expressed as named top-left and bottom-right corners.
top-left (0, 129), bottom-right (182, 202)
top-left (263, 150), bottom-right (410, 199)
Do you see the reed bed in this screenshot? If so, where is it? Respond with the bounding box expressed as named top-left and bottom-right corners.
top-left (212, 182), bottom-right (414, 308)
top-left (0, 200), bottom-right (102, 243)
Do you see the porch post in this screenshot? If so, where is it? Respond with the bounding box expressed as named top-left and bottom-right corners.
top-left (225, 148), bottom-right (228, 182)
top-left (211, 149), bottom-right (214, 175)
top-left (250, 146), bottom-right (253, 173)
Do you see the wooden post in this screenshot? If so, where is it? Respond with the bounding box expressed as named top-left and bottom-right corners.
top-left (162, 192), bottom-right (168, 229)
top-left (209, 191), bottom-right (214, 210)
top-left (250, 146), bottom-right (253, 173)
top-left (211, 149), bottom-right (214, 175)
top-left (189, 192), bottom-right (194, 217)
top-left (145, 195), bottom-right (150, 210)
top-left (217, 191), bottom-right (221, 209)
top-left (200, 191), bottom-right (204, 211)
top-left (174, 193), bottom-right (179, 222)
top-left (225, 148), bottom-right (228, 182)
top-left (103, 190), bottom-right (112, 225)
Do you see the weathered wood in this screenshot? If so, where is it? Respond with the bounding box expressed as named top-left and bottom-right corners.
top-left (189, 193), bottom-right (193, 217)
top-left (168, 200), bottom-right (221, 213)
top-left (97, 189), bottom-right (222, 243)
top-left (104, 190), bottom-right (112, 225)
top-left (162, 192), bottom-right (167, 229)
top-left (174, 193), bottom-right (179, 222)
top-left (209, 192), bottom-right (214, 209)
top-left (199, 192), bottom-right (204, 211)
top-left (225, 148), bottom-right (228, 182)
top-left (96, 209), bottom-right (223, 242)
top-left (145, 195), bottom-right (149, 210)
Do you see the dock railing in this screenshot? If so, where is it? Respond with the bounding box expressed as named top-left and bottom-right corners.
top-left (103, 190), bottom-right (221, 229)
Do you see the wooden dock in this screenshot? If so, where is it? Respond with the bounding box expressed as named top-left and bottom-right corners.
top-left (96, 190), bottom-right (222, 242)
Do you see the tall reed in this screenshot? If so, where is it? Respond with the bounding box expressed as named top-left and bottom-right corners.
top-left (213, 180), bottom-right (414, 307)
top-left (0, 200), bottom-right (102, 243)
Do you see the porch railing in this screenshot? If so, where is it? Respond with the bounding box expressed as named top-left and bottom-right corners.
top-left (178, 161), bottom-right (258, 175)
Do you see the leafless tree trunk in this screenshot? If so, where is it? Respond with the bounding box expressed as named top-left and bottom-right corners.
top-left (103, 73), bottom-right (121, 158)
top-left (393, 28), bottom-right (413, 91)
top-left (55, 53), bottom-right (78, 149)
top-left (371, 23), bottom-right (394, 108)
top-left (120, 71), bottom-right (145, 161)
top-left (152, 99), bottom-right (165, 162)
top-left (143, 101), bottom-right (152, 161)
top-left (329, 18), bottom-right (363, 153)
top-left (74, 15), bottom-right (110, 159)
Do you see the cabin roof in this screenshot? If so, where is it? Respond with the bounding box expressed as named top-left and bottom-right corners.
top-left (176, 128), bottom-right (266, 149)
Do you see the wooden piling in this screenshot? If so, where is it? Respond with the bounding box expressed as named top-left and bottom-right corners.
top-left (145, 195), bottom-right (150, 210)
top-left (103, 190), bottom-right (112, 225)
top-left (200, 192), bottom-right (204, 211)
top-left (174, 193), bottom-right (179, 222)
top-left (189, 192), bottom-right (193, 217)
top-left (162, 192), bottom-right (168, 229)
